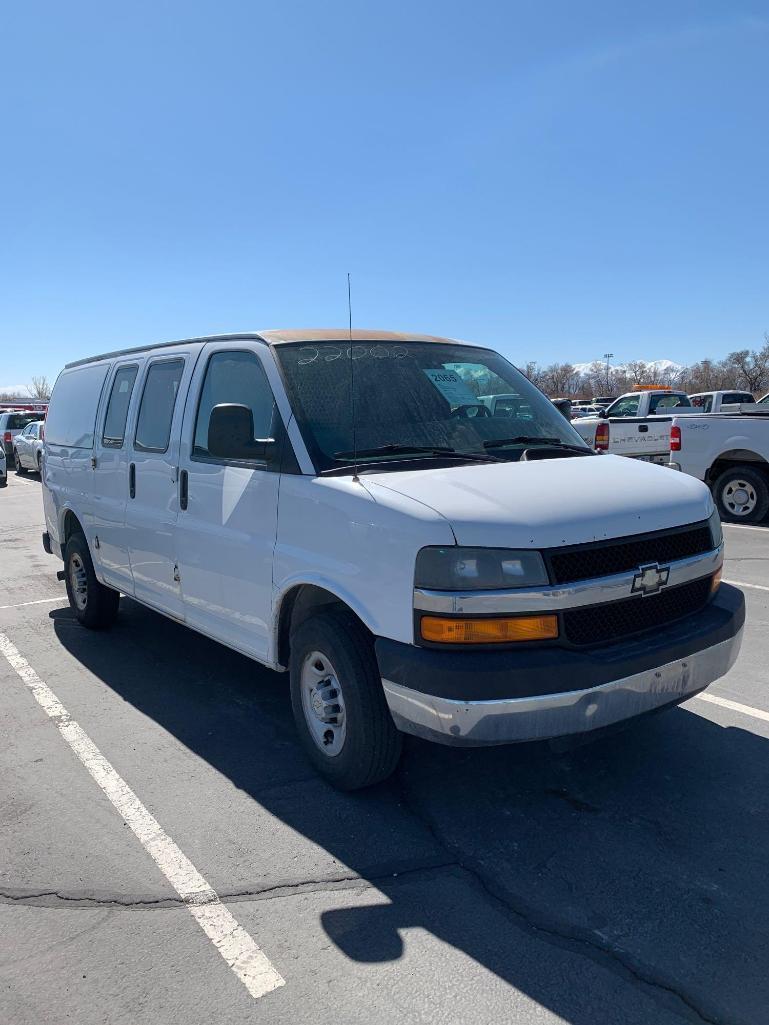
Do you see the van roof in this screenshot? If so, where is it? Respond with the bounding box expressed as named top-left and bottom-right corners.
top-left (64, 328), bottom-right (466, 369)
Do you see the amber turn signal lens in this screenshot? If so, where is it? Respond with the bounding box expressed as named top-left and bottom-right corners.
top-left (711, 568), bottom-right (722, 594)
top-left (420, 614), bottom-right (559, 644)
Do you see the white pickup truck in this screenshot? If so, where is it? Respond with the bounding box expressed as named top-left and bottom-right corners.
top-left (668, 409), bottom-right (769, 523)
top-left (689, 390), bottom-right (755, 413)
top-left (572, 390), bottom-right (693, 462)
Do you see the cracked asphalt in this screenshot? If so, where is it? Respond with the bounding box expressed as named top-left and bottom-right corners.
top-left (1, 471), bottom-right (768, 1025)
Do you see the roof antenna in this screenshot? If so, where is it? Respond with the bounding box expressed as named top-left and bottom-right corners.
top-left (348, 272), bottom-right (359, 482)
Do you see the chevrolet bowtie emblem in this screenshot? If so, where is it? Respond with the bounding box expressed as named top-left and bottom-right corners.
top-left (632, 563), bottom-right (671, 597)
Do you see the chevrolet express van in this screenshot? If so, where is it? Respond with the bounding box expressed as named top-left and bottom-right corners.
top-left (41, 330), bottom-right (744, 789)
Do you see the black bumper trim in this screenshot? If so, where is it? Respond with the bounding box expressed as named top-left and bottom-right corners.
top-left (42, 532), bottom-right (53, 555)
top-left (376, 584), bottom-right (745, 702)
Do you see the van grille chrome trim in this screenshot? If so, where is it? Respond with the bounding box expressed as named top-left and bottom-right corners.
top-left (413, 545), bottom-right (723, 614)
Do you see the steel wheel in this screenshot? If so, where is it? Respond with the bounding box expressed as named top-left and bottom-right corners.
top-left (300, 650), bottom-right (347, 756)
top-left (69, 552), bottom-right (89, 611)
top-left (721, 478), bottom-right (758, 518)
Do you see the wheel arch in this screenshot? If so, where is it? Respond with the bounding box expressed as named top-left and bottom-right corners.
top-left (60, 508), bottom-right (86, 547)
top-left (706, 450), bottom-right (769, 485)
top-left (274, 581), bottom-right (376, 670)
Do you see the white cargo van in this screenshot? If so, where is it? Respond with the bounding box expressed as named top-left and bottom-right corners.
top-left (42, 330), bottom-right (744, 789)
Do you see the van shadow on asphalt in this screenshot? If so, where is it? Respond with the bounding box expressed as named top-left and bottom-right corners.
top-left (51, 600), bottom-right (768, 1025)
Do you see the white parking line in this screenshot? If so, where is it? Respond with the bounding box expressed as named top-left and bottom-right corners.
top-left (722, 523), bottom-right (769, 533)
top-left (724, 579), bottom-right (769, 593)
top-left (0, 632), bottom-right (285, 1001)
top-left (696, 692), bottom-right (769, 724)
top-left (0, 596), bottom-right (66, 610)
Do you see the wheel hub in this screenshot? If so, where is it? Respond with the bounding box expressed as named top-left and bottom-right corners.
top-left (300, 652), bottom-right (347, 755)
top-left (723, 479), bottom-right (757, 517)
top-left (69, 553), bottom-right (88, 611)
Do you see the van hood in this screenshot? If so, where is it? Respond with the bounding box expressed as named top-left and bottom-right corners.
top-left (364, 455), bottom-right (713, 548)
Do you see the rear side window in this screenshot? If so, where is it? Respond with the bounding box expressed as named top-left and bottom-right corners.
top-left (650, 394), bottom-right (690, 412)
top-left (46, 365), bottom-right (110, 448)
top-left (193, 350), bottom-right (276, 461)
top-left (134, 360), bottom-right (184, 453)
top-left (102, 365), bottom-right (139, 447)
top-left (7, 414), bottom-right (42, 430)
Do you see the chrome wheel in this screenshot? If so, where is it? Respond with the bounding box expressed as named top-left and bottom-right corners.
top-left (722, 478), bottom-right (758, 518)
top-left (300, 651), bottom-right (347, 756)
top-left (69, 553), bottom-right (88, 611)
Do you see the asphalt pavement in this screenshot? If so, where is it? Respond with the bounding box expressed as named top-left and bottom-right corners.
top-left (1, 469), bottom-right (768, 1025)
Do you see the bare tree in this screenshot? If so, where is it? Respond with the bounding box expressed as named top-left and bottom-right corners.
top-left (29, 375), bottom-right (51, 399)
top-left (542, 363), bottom-right (579, 396)
top-left (725, 341), bottom-right (769, 394)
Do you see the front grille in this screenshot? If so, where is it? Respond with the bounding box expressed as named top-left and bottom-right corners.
top-left (562, 577), bottom-right (712, 647)
top-left (547, 523), bottom-right (713, 585)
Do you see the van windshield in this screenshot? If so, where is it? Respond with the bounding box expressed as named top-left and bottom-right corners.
top-left (276, 340), bottom-right (590, 473)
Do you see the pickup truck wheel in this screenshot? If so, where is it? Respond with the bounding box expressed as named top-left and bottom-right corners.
top-left (289, 608), bottom-right (403, 790)
top-left (64, 532), bottom-right (120, 629)
top-left (14, 451), bottom-right (27, 475)
top-left (713, 466), bottom-right (769, 524)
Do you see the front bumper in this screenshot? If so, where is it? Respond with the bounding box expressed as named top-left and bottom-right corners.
top-left (376, 584), bottom-right (745, 746)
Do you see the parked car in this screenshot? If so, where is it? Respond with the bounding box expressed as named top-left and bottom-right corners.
top-left (572, 390), bottom-right (694, 462)
top-left (571, 404), bottom-right (604, 418)
top-left (41, 329), bottom-right (743, 789)
top-left (758, 392), bottom-right (769, 406)
top-left (669, 407), bottom-right (769, 523)
top-left (0, 445), bottom-right (6, 487)
top-left (0, 410), bottom-right (44, 459)
top-left (13, 419), bottom-right (45, 474)
top-left (688, 390), bottom-right (755, 413)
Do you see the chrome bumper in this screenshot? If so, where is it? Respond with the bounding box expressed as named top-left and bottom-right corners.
top-left (382, 628), bottom-right (743, 746)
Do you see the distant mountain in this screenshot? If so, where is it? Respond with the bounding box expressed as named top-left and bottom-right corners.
top-left (572, 359), bottom-right (685, 378)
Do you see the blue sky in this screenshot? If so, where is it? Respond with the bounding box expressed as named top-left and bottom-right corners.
top-left (1, 1), bottom-right (768, 389)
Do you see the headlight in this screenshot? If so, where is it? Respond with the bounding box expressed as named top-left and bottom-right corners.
top-left (707, 507), bottom-right (722, 549)
top-left (415, 547), bottom-right (549, 591)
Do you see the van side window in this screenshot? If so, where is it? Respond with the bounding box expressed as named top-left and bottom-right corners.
top-left (102, 365), bottom-right (139, 447)
top-left (134, 359), bottom-right (184, 453)
top-left (193, 351), bottom-right (276, 464)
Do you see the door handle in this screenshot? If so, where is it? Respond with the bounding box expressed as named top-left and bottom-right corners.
top-left (179, 469), bottom-right (188, 510)
top-left (638, 424), bottom-right (648, 433)
top-left (129, 463), bottom-right (136, 499)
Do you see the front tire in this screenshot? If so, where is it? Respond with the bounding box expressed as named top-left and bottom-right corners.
top-left (14, 451), bottom-right (27, 475)
top-left (713, 465), bottom-right (769, 524)
top-left (64, 532), bottom-right (120, 629)
top-left (289, 608), bottom-right (403, 790)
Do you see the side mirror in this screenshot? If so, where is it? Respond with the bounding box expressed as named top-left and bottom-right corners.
top-left (208, 404), bottom-right (274, 461)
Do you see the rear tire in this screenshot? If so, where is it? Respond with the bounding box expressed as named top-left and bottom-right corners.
top-left (289, 608), bottom-right (403, 790)
top-left (64, 532), bottom-right (120, 629)
top-left (713, 465), bottom-right (769, 524)
top-left (14, 451), bottom-right (27, 475)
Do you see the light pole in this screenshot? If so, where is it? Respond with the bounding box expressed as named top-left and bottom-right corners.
top-left (603, 353), bottom-right (614, 395)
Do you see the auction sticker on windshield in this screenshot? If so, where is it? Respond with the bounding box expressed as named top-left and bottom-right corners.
top-left (423, 369), bottom-right (478, 407)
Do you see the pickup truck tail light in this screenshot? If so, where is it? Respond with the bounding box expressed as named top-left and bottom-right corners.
top-left (594, 422), bottom-right (609, 451)
top-left (3, 431), bottom-right (11, 444)
top-left (670, 425), bottom-right (682, 451)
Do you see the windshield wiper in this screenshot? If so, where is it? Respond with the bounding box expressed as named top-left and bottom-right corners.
top-left (483, 436), bottom-right (592, 454)
top-left (332, 444), bottom-right (501, 463)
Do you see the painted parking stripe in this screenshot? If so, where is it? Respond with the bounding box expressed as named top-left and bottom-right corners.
top-left (0, 632), bottom-right (284, 1000)
top-left (723, 579), bottom-right (769, 593)
top-left (722, 523), bottom-right (768, 533)
top-left (696, 692), bottom-right (769, 724)
top-left (0, 596), bottom-right (66, 610)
